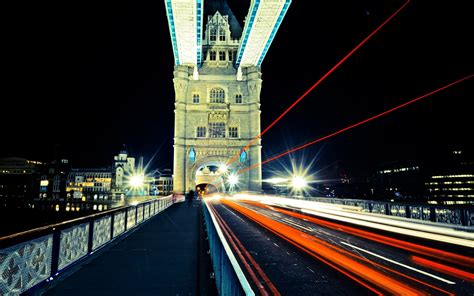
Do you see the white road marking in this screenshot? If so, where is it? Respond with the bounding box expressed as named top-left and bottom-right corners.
top-left (282, 218), bottom-right (314, 232)
top-left (340, 241), bottom-right (456, 285)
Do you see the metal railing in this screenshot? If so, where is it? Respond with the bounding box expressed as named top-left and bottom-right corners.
top-left (306, 197), bottom-right (474, 227)
top-left (203, 201), bottom-right (254, 296)
top-left (0, 196), bottom-right (174, 295)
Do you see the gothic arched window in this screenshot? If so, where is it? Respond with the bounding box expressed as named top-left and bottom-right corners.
top-left (228, 126), bottom-right (238, 138)
top-left (235, 94), bottom-right (242, 104)
top-left (210, 88), bottom-right (225, 103)
top-left (196, 126), bottom-right (206, 138)
top-left (219, 29), bottom-right (225, 41)
top-left (210, 28), bottom-right (217, 41)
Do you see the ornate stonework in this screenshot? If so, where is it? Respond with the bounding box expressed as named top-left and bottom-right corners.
top-left (172, 11), bottom-right (262, 194)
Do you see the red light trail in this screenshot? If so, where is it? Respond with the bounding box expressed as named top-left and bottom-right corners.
top-left (221, 199), bottom-right (428, 295)
top-left (239, 74), bottom-right (473, 173)
top-left (412, 256), bottom-right (474, 283)
top-left (240, 199), bottom-right (474, 269)
top-left (226, 0), bottom-right (411, 166)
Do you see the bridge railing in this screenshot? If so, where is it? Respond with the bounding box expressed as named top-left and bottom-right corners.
top-left (203, 201), bottom-right (254, 296)
top-left (305, 197), bottom-right (474, 227)
top-left (0, 195), bottom-right (174, 295)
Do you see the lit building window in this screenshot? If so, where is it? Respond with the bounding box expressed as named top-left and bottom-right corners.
top-left (219, 51), bottom-right (226, 60)
top-left (209, 51), bottom-right (216, 61)
top-left (210, 28), bottom-right (216, 41)
top-left (219, 29), bottom-right (225, 41)
top-left (196, 126), bottom-right (206, 138)
top-left (235, 94), bottom-right (242, 104)
top-left (210, 88), bottom-right (225, 103)
top-left (228, 127), bottom-right (238, 138)
top-left (193, 94), bottom-right (200, 104)
top-left (209, 122), bottom-right (226, 138)
top-left (432, 174), bottom-right (474, 179)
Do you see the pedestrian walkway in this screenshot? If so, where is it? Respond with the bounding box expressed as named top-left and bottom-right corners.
top-left (43, 200), bottom-right (207, 296)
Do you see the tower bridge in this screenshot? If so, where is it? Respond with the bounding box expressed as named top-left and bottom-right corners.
top-left (165, 0), bottom-right (292, 194)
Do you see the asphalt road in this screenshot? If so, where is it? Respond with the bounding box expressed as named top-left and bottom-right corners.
top-left (211, 199), bottom-right (474, 295)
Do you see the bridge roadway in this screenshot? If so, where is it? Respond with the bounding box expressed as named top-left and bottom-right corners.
top-left (208, 199), bottom-right (474, 295)
top-left (41, 199), bottom-right (216, 296)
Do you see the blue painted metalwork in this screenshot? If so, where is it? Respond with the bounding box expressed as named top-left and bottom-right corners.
top-left (202, 202), bottom-right (254, 295)
top-left (235, 0), bottom-right (261, 66)
top-left (165, 0), bottom-right (180, 65)
top-left (257, 0), bottom-right (292, 66)
top-left (196, 0), bottom-right (203, 65)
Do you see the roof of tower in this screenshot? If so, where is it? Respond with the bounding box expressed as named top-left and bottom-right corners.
top-left (205, 0), bottom-right (243, 39)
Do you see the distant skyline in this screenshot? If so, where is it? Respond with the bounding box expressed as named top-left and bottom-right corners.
top-left (2, 0), bottom-right (472, 179)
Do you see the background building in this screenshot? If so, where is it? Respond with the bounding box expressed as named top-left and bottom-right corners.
top-left (38, 159), bottom-right (71, 200)
top-left (151, 168), bottom-right (173, 196)
top-left (0, 157), bottom-right (43, 203)
top-left (66, 168), bottom-right (112, 201)
top-left (112, 145), bottom-right (135, 198)
top-left (372, 161), bottom-right (424, 201)
top-left (425, 149), bottom-right (474, 203)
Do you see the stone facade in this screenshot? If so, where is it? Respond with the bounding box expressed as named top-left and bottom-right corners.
top-left (173, 12), bottom-right (262, 194)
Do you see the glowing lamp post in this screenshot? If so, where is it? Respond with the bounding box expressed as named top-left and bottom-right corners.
top-left (291, 176), bottom-right (307, 189)
top-left (129, 174), bottom-right (145, 188)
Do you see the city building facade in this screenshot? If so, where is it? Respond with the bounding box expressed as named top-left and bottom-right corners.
top-left (38, 159), bottom-right (71, 200)
top-left (0, 157), bottom-right (43, 202)
top-left (151, 169), bottom-right (174, 196)
top-left (112, 146), bottom-right (135, 198)
top-left (66, 168), bottom-right (113, 201)
top-left (425, 149), bottom-right (474, 203)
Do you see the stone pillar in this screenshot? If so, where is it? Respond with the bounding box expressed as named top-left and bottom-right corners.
top-left (173, 66), bottom-right (190, 194)
top-left (247, 66), bottom-right (262, 192)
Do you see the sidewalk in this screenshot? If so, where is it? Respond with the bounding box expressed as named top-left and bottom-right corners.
top-left (42, 200), bottom-right (210, 296)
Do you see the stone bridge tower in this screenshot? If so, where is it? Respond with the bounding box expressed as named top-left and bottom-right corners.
top-left (165, 0), bottom-right (291, 194)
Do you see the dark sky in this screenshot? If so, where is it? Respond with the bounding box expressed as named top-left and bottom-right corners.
top-left (2, 0), bottom-right (473, 179)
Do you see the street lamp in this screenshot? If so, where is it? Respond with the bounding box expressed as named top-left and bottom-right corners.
top-left (291, 176), bottom-right (307, 189)
top-left (228, 173), bottom-right (239, 186)
top-left (129, 174), bottom-right (144, 188)
top-left (219, 163), bottom-right (228, 173)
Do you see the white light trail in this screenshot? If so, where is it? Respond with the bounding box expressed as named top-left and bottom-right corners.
top-left (340, 242), bottom-right (456, 285)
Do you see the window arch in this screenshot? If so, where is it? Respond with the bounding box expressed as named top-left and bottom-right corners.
top-left (193, 93), bottom-right (200, 104)
top-left (196, 126), bottom-right (206, 138)
top-left (219, 29), bottom-right (226, 41)
top-left (210, 27), bottom-right (217, 41)
top-left (209, 51), bottom-right (216, 61)
top-left (210, 88), bottom-right (225, 103)
top-left (228, 126), bottom-right (238, 138)
top-left (219, 51), bottom-right (226, 61)
top-left (235, 94), bottom-right (242, 104)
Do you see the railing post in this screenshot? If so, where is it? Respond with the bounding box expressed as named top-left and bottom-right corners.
top-left (110, 213), bottom-right (115, 240)
top-left (50, 227), bottom-right (61, 277)
top-left (88, 220), bottom-right (94, 253)
top-left (124, 207), bottom-right (129, 231)
top-left (430, 206), bottom-right (436, 223)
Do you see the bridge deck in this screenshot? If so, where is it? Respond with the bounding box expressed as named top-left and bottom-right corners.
top-left (42, 200), bottom-right (214, 296)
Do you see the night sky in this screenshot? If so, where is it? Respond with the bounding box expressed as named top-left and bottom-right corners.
top-left (2, 0), bottom-right (472, 180)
